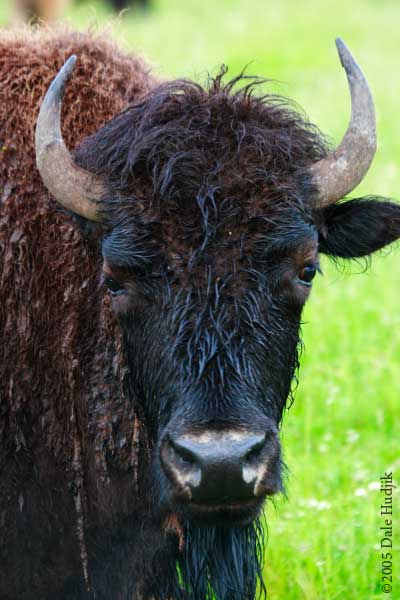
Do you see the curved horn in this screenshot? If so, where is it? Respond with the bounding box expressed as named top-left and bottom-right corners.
top-left (309, 38), bottom-right (376, 207)
top-left (35, 56), bottom-right (104, 222)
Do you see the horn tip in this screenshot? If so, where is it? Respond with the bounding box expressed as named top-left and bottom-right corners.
top-left (335, 37), bottom-right (350, 69)
top-left (335, 37), bottom-right (346, 51)
top-left (334, 37), bottom-right (366, 85)
top-left (48, 55), bottom-right (77, 99)
top-left (61, 55), bottom-right (77, 78)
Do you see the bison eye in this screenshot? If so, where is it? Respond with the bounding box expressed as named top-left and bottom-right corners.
top-left (104, 276), bottom-right (124, 295)
top-left (298, 264), bottom-right (317, 286)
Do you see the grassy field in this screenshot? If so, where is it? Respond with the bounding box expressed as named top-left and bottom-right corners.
top-left (1, 1), bottom-right (399, 598)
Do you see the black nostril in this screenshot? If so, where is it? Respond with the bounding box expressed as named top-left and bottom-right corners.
top-left (160, 436), bottom-right (203, 498)
top-left (244, 436), bottom-right (267, 462)
top-left (169, 437), bottom-right (198, 467)
top-left (169, 437), bottom-right (197, 465)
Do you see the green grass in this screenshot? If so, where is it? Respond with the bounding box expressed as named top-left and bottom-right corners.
top-left (1, 1), bottom-right (399, 598)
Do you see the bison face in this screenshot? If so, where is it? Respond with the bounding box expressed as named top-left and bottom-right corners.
top-left (70, 68), bottom-right (329, 533)
top-left (35, 42), bottom-right (400, 599)
top-left (101, 207), bottom-right (319, 526)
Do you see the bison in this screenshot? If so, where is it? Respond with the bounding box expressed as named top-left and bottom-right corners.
top-left (0, 28), bottom-right (399, 600)
top-left (14, 0), bottom-right (150, 24)
top-left (14, 0), bottom-right (70, 23)
top-left (107, 0), bottom-right (150, 11)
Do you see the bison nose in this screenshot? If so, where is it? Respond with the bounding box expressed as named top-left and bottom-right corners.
top-left (161, 429), bottom-right (277, 503)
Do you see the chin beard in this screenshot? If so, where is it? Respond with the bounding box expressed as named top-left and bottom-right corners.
top-left (151, 515), bottom-right (266, 600)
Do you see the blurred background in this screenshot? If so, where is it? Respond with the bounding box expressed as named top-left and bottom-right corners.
top-left (1, 1), bottom-right (399, 598)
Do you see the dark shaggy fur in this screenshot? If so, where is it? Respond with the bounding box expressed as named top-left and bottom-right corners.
top-left (147, 519), bottom-right (266, 600)
top-left (1, 27), bottom-right (400, 600)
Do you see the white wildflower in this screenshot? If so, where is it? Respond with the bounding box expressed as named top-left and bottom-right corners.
top-left (346, 429), bottom-right (360, 444)
top-left (367, 481), bottom-right (380, 491)
top-left (300, 498), bottom-right (331, 510)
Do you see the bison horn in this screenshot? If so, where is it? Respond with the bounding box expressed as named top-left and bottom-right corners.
top-left (35, 56), bottom-right (104, 222)
top-left (309, 38), bottom-right (376, 207)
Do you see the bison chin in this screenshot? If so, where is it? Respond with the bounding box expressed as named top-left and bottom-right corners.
top-left (153, 517), bottom-right (266, 600)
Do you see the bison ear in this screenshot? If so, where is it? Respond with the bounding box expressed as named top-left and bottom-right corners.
top-left (317, 197), bottom-right (400, 258)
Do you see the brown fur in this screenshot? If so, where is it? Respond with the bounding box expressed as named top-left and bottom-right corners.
top-left (0, 28), bottom-right (156, 598)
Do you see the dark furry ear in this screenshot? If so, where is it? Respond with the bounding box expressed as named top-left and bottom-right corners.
top-left (317, 197), bottom-right (400, 258)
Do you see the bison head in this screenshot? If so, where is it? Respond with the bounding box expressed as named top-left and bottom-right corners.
top-left (35, 40), bottom-right (400, 599)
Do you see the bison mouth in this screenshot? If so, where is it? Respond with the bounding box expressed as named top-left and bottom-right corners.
top-left (180, 496), bottom-right (264, 527)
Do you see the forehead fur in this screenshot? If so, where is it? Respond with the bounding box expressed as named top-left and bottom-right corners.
top-left (75, 69), bottom-right (326, 277)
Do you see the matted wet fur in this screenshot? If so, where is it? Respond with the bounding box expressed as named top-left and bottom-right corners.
top-left (1, 26), bottom-right (400, 600)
